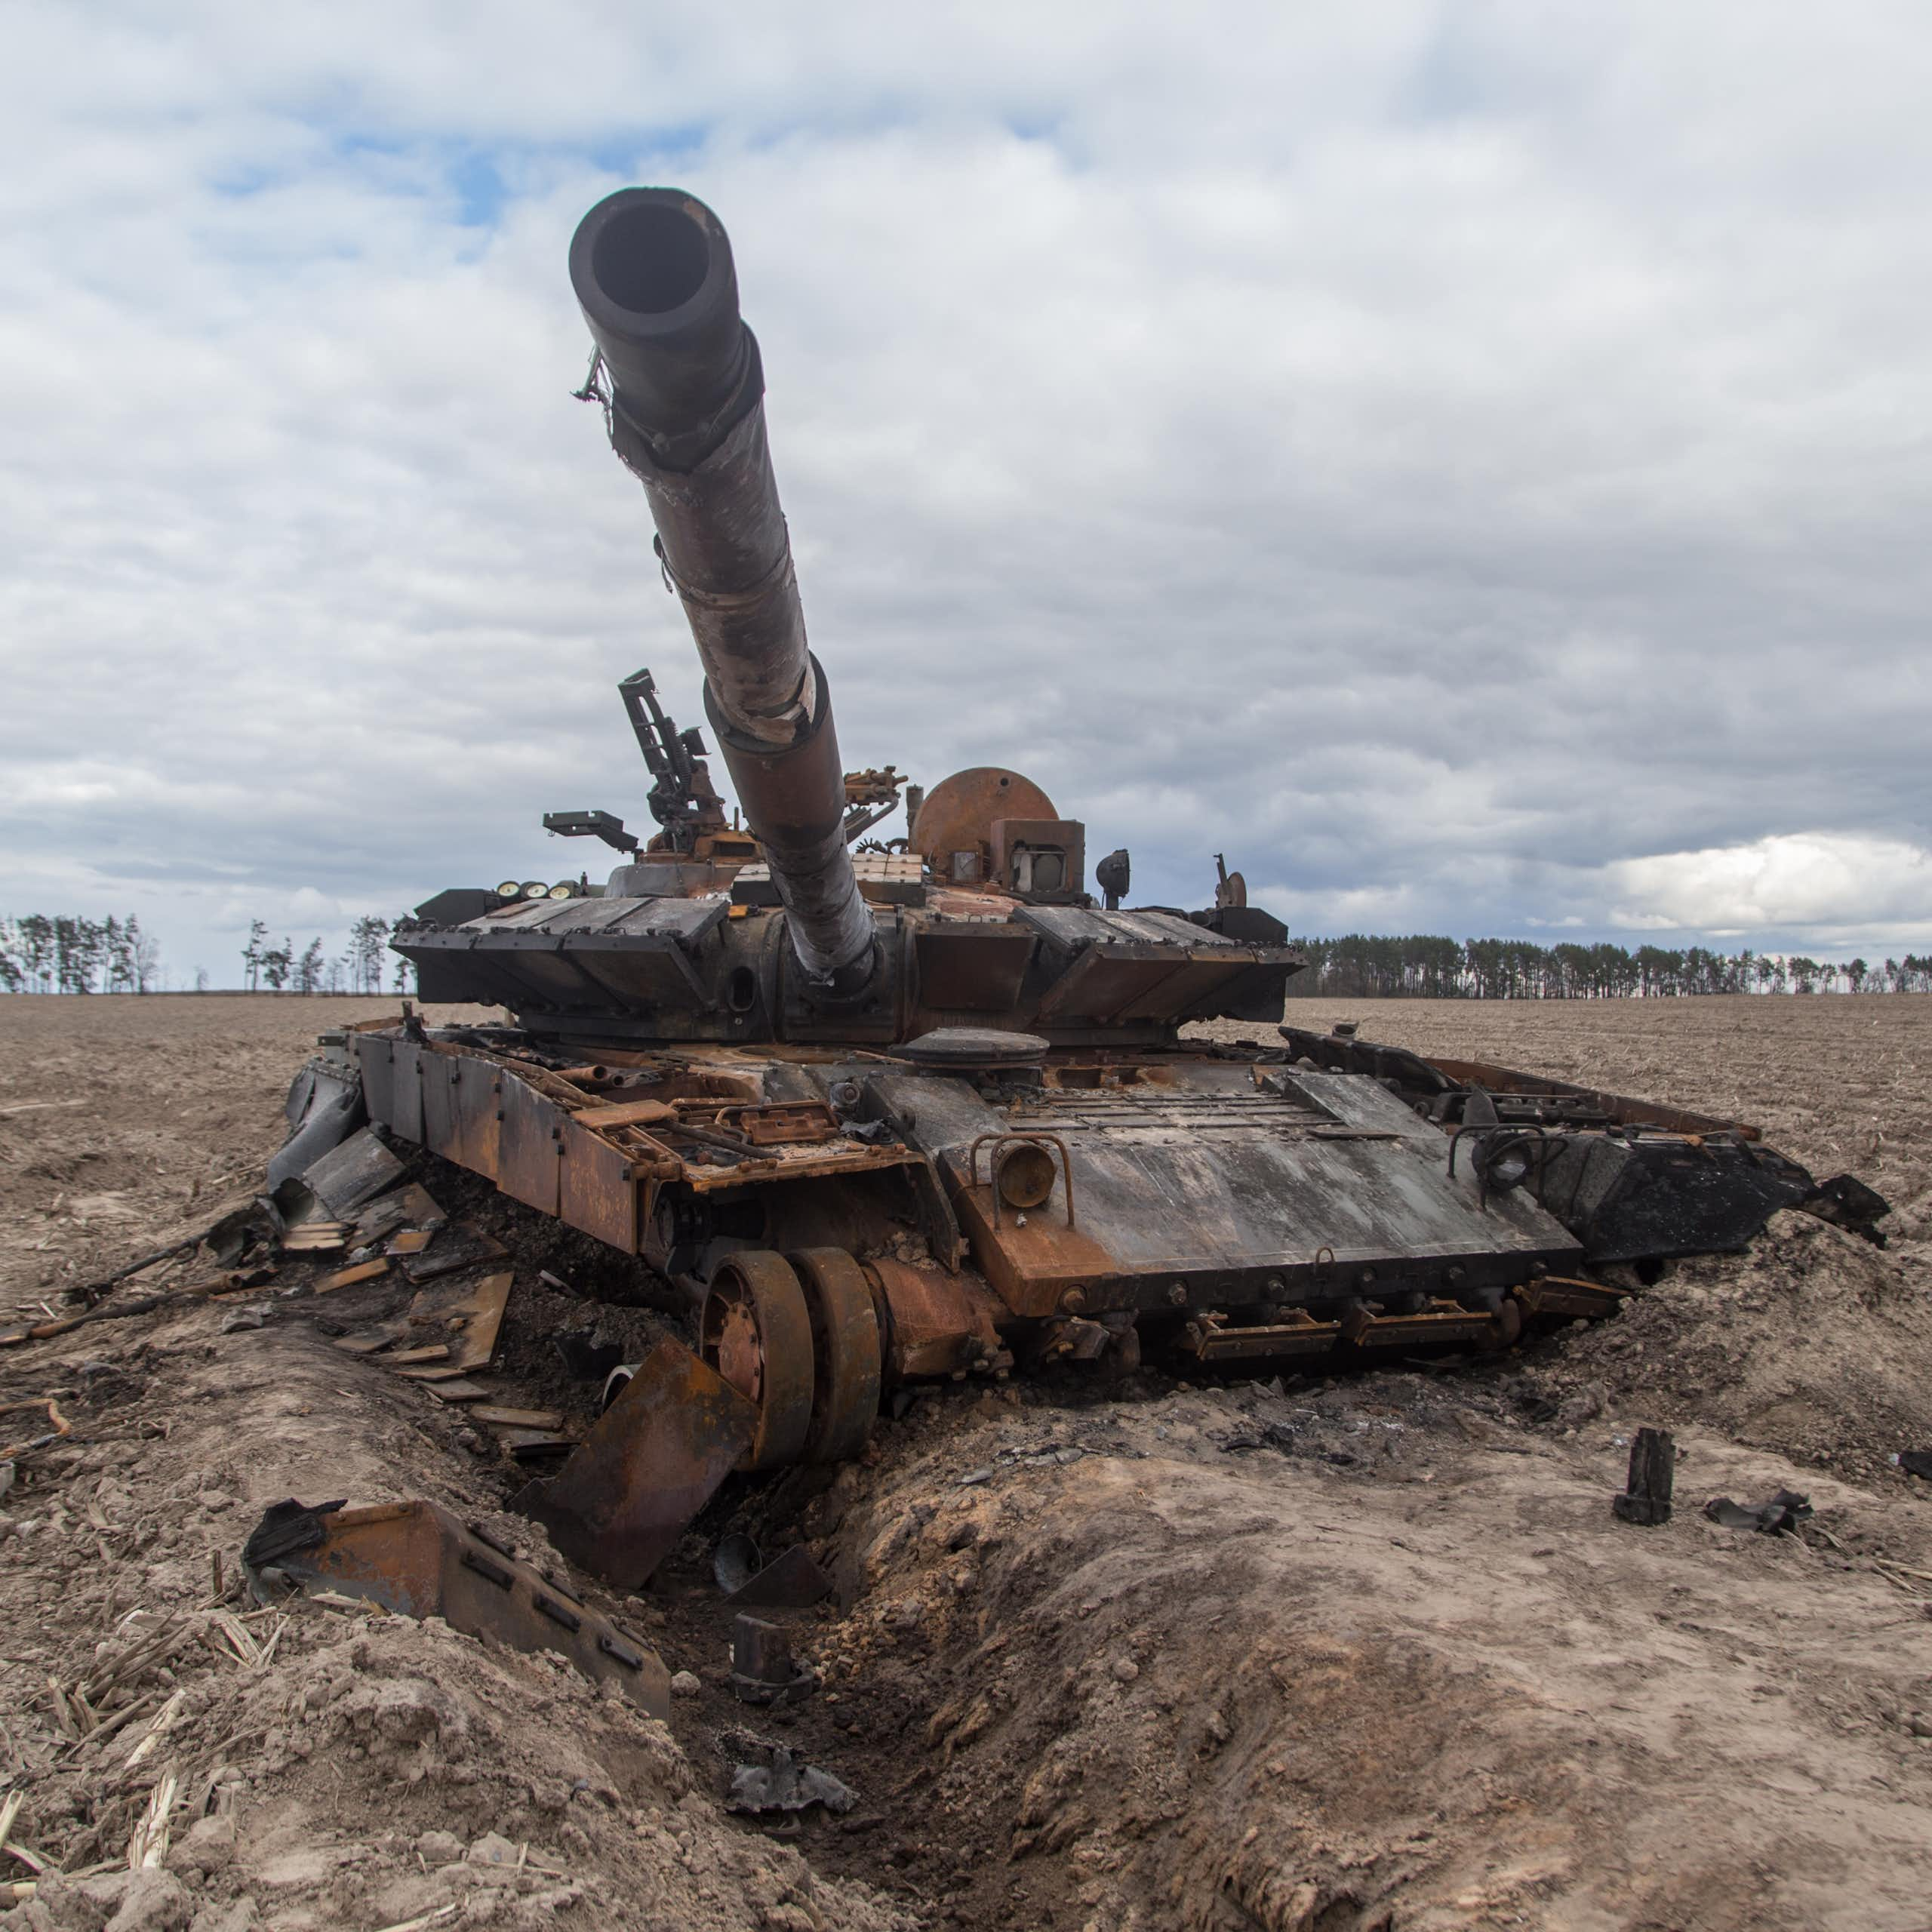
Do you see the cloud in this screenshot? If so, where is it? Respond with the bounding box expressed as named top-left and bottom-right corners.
top-left (1607, 833), bottom-right (1932, 940)
top-left (2, 3), bottom-right (1930, 984)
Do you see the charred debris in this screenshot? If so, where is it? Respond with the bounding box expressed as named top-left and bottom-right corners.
top-left (259, 185), bottom-right (1889, 1628)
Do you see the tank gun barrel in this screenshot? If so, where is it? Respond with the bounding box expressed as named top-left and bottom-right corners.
top-left (569, 187), bottom-right (875, 989)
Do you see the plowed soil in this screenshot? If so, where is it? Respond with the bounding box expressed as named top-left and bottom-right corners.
top-left (2, 992), bottom-right (1930, 1932)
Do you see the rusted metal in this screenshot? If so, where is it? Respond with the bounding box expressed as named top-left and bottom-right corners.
top-left (700, 1251), bottom-right (815, 1471)
top-left (571, 1097), bottom-right (676, 1131)
top-left (406, 1269), bottom-right (512, 1372)
top-left (570, 187), bottom-right (875, 990)
top-left (267, 180), bottom-right (1894, 1467)
top-left (730, 1614), bottom-right (814, 1703)
top-left (966, 1133), bottom-right (1076, 1231)
top-left (789, 1247), bottom-right (881, 1463)
top-left (723, 1543), bottom-right (835, 1611)
top-left (864, 1255), bottom-right (1005, 1380)
top-left (724, 1101), bottom-right (840, 1146)
top-left (911, 768), bottom-right (1057, 881)
top-left (514, 1339), bottom-right (757, 1590)
top-left (256, 1498), bottom-right (670, 1715)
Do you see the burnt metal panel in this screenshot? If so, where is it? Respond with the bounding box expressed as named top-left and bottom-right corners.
top-left (420, 1049), bottom-right (461, 1160)
top-left (389, 1039), bottom-right (425, 1144)
top-left (454, 1053), bottom-right (502, 1180)
top-left (1035, 947), bottom-right (1190, 1023)
top-left (1019, 906), bottom-right (1228, 949)
top-left (356, 1035), bottom-right (396, 1128)
top-left (499, 1072), bottom-right (562, 1215)
top-left (880, 1065), bottom-right (1581, 1315)
top-left (1110, 955), bottom-right (1259, 1022)
top-left (515, 1339), bottom-right (758, 1590)
top-left (914, 927), bottom-right (1035, 1011)
top-left (560, 1117), bottom-right (640, 1254)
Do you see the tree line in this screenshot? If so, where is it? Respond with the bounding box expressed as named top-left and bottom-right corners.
top-left (240, 916), bottom-right (403, 994)
top-left (1284, 935), bottom-right (1932, 998)
top-left (0, 912), bottom-right (411, 994)
top-left (0, 915), bottom-right (160, 993)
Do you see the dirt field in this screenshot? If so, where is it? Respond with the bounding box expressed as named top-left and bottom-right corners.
top-left (2, 993), bottom-right (1930, 1931)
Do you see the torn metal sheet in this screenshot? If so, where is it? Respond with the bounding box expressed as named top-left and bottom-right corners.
top-left (245, 1497), bottom-right (668, 1715)
top-left (1705, 1489), bottom-right (1813, 1534)
top-left (315, 1259), bottom-right (389, 1294)
top-left (512, 1339), bottom-right (757, 1589)
top-left (269, 1057), bottom-right (367, 1193)
top-left (724, 1544), bottom-right (834, 1611)
top-left (301, 1128), bottom-right (407, 1217)
top-left (728, 1748), bottom-right (855, 1816)
top-left (406, 1269), bottom-right (512, 1372)
top-left (403, 1229), bottom-right (508, 1283)
top-left (352, 1183), bottom-right (447, 1247)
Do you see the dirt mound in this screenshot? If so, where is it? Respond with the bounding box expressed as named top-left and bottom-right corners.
top-left (814, 1396), bottom-right (1932, 1931)
top-left (0, 1312), bottom-right (909, 1932)
top-left (1525, 1212), bottom-right (1932, 1478)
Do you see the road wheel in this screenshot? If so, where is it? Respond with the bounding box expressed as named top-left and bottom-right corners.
top-left (700, 1251), bottom-right (814, 1472)
top-left (789, 1248), bottom-right (882, 1465)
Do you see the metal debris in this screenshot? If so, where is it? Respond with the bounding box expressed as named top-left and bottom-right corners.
top-left (1704, 1489), bottom-right (1814, 1535)
top-left (730, 1615), bottom-right (816, 1705)
top-left (1613, 1428), bottom-right (1675, 1526)
top-left (727, 1747), bottom-right (856, 1817)
top-left (513, 1340), bottom-right (757, 1589)
top-left (242, 1496), bottom-right (669, 1715)
top-left (724, 1544), bottom-right (834, 1611)
top-left (315, 1258), bottom-right (389, 1294)
top-left (300, 1127), bottom-right (406, 1217)
top-left (714, 1531), bottom-right (763, 1595)
top-left (406, 1269), bottom-right (512, 1372)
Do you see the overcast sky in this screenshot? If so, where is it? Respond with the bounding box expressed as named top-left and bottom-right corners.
top-left (5, 2), bottom-right (1930, 985)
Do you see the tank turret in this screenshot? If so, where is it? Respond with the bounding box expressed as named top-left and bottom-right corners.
top-left (568, 188), bottom-right (875, 995)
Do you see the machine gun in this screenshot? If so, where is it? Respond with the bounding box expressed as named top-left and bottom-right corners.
top-left (621, 668), bottom-right (728, 851)
top-left (542, 668), bottom-right (728, 857)
top-left (546, 669), bottom-right (901, 866)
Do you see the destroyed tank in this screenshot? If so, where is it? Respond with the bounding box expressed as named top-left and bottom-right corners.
top-left (281, 188), bottom-right (1888, 1554)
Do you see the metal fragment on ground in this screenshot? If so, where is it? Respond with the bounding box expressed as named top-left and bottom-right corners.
top-left (403, 1230), bottom-right (508, 1284)
top-left (727, 1747), bottom-right (856, 1816)
top-left (731, 1614), bottom-right (815, 1703)
top-left (315, 1258), bottom-right (389, 1294)
top-left (300, 1128), bottom-right (406, 1217)
top-left (468, 1404), bottom-right (567, 1430)
top-left (1613, 1427), bottom-right (1675, 1526)
top-left (406, 1269), bottom-right (512, 1372)
top-left (512, 1339), bottom-right (757, 1590)
top-left (713, 1531), bottom-right (762, 1595)
top-left (1704, 1489), bottom-right (1814, 1534)
top-left (242, 1496), bottom-right (669, 1715)
top-left (724, 1543), bottom-right (834, 1611)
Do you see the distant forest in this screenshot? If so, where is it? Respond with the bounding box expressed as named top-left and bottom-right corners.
top-left (5, 912), bottom-right (1927, 999)
top-left (1284, 935), bottom-right (1932, 998)
top-left (0, 913), bottom-right (409, 995)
